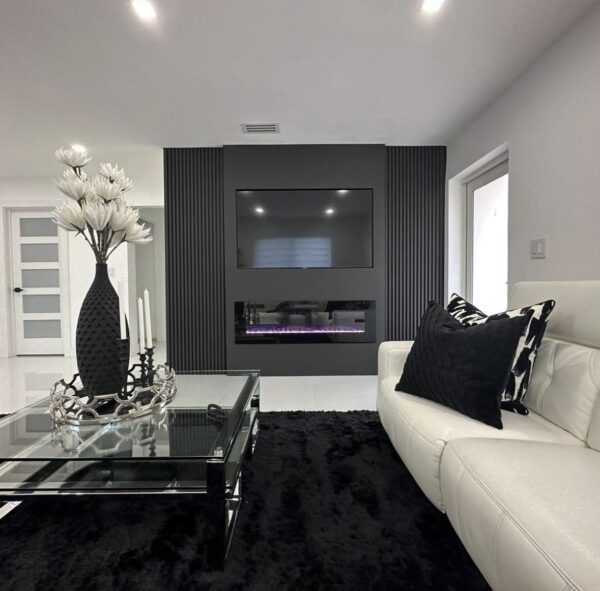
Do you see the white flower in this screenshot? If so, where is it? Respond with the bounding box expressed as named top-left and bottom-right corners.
top-left (54, 169), bottom-right (88, 200)
top-left (109, 230), bottom-right (125, 248)
top-left (90, 174), bottom-right (123, 201)
top-left (53, 199), bottom-right (86, 232)
top-left (110, 201), bottom-right (139, 232)
top-left (123, 220), bottom-right (153, 245)
top-left (98, 163), bottom-right (133, 193)
top-left (99, 162), bottom-right (125, 181)
top-left (117, 175), bottom-right (133, 192)
top-left (82, 201), bottom-right (112, 231)
top-left (55, 146), bottom-right (92, 169)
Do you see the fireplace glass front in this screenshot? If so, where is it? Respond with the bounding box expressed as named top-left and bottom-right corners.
top-left (235, 300), bottom-right (375, 344)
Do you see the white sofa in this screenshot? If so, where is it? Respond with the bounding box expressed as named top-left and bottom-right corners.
top-left (377, 281), bottom-right (600, 591)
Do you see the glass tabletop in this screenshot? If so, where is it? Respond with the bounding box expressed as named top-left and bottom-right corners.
top-left (0, 370), bottom-right (260, 464)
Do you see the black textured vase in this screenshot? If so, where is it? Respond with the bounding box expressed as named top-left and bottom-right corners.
top-left (76, 263), bottom-right (128, 395)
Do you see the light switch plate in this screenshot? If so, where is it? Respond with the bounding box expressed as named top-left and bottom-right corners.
top-left (530, 238), bottom-right (546, 259)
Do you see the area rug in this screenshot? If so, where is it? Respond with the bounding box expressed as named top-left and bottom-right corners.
top-left (0, 411), bottom-right (489, 590)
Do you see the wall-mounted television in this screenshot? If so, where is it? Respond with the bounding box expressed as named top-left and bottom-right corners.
top-left (236, 189), bottom-right (373, 269)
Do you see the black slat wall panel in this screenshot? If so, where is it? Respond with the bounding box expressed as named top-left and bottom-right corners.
top-left (164, 148), bottom-right (226, 370)
top-left (386, 146), bottom-right (446, 340)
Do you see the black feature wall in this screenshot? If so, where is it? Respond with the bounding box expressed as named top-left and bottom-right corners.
top-left (224, 145), bottom-right (387, 376)
top-left (164, 144), bottom-right (446, 374)
top-left (386, 146), bottom-right (446, 340)
top-left (164, 148), bottom-right (226, 370)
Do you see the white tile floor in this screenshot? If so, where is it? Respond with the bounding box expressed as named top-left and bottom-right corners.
top-left (0, 348), bottom-right (378, 414)
top-left (260, 375), bottom-right (377, 411)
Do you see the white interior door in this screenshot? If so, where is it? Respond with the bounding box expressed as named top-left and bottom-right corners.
top-left (10, 211), bottom-right (69, 355)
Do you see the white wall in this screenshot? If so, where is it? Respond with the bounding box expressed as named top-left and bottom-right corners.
top-left (0, 148), bottom-right (163, 357)
top-left (447, 3), bottom-right (600, 288)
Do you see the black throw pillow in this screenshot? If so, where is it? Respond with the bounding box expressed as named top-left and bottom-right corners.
top-left (396, 302), bottom-right (527, 429)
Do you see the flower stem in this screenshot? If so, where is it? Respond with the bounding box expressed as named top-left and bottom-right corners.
top-left (106, 238), bottom-right (126, 260)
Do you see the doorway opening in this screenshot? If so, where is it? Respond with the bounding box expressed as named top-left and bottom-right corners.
top-left (127, 207), bottom-right (166, 354)
top-left (466, 161), bottom-right (509, 314)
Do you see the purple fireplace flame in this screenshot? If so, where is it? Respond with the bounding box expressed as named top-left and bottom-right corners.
top-left (246, 325), bottom-right (365, 335)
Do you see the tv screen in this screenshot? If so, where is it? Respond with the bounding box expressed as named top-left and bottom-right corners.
top-left (236, 189), bottom-right (373, 269)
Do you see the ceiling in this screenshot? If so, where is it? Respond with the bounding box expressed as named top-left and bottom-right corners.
top-left (0, 0), bottom-right (597, 175)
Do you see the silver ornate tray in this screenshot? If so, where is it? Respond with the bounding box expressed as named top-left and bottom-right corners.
top-left (50, 364), bottom-right (177, 426)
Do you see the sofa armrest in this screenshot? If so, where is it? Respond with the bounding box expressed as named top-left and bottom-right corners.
top-left (377, 341), bottom-right (413, 389)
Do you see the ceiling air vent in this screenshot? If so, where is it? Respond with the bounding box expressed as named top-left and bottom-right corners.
top-left (241, 122), bottom-right (280, 134)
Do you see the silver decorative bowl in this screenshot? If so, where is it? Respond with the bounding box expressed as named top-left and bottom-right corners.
top-left (50, 364), bottom-right (177, 426)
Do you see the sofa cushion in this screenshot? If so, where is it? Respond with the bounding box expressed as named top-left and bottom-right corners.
top-left (378, 377), bottom-right (583, 511)
top-left (396, 302), bottom-right (526, 429)
top-left (509, 280), bottom-right (600, 349)
top-left (524, 338), bottom-right (600, 442)
top-left (441, 439), bottom-right (600, 591)
top-left (447, 293), bottom-right (555, 412)
top-left (586, 397), bottom-right (600, 451)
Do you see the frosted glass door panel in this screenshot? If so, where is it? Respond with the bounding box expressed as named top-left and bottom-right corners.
top-left (24, 320), bottom-right (62, 339)
top-left (22, 269), bottom-right (60, 288)
top-left (12, 211), bottom-right (66, 355)
top-left (21, 243), bottom-right (59, 263)
top-left (23, 295), bottom-right (61, 313)
top-left (19, 218), bottom-right (58, 237)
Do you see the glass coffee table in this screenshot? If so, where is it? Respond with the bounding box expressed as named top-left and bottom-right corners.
top-left (0, 370), bottom-right (260, 569)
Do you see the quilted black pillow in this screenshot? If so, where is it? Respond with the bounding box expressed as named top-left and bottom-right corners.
top-left (446, 294), bottom-right (555, 414)
top-left (396, 303), bottom-right (526, 429)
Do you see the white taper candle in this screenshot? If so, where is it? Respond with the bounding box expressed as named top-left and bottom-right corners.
top-left (143, 288), bottom-right (153, 348)
top-left (137, 297), bottom-right (145, 354)
top-left (117, 280), bottom-right (127, 339)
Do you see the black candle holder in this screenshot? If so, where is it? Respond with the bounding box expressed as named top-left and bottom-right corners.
top-left (137, 350), bottom-right (148, 387)
top-left (130, 347), bottom-right (156, 389)
top-left (145, 346), bottom-right (155, 386)
top-left (119, 338), bottom-right (130, 388)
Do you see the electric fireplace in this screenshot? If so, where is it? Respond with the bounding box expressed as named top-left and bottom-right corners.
top-left (235, 300), bottom-right (375, 344)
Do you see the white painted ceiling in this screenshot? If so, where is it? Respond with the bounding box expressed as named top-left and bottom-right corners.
top-left (0, 0), bottom-right (597, 175)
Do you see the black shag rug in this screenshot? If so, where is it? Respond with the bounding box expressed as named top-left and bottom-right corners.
top-left (0, 412), bottom-right (489, 590)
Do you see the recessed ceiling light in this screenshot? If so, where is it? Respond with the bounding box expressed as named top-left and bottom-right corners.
top-left (131, 0), bottom-right (157, 21)
top-left (70, 144), bottom-right (86, 153)
top-left (325, 208), bottom-right (335, 215)
top-left (255, 206), bottom-right (265, 215)
top-left (337, 189), bottom-right (349, 195)
top-left (421, 0), bottom-right (445, 13)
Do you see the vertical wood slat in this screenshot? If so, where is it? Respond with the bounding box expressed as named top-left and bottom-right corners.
top-left (386, 146), bottom-right (446, 340)
top-left (164, 148), bottom-right (225, 370)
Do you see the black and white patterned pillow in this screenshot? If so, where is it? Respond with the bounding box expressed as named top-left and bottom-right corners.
top-left (446, 294), bottom-right (555, 415)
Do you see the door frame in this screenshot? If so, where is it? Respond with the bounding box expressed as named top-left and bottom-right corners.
top-left (3, 207), bottom-right (71, 357)
top-left (464, 160), bottom-right (509, 303)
